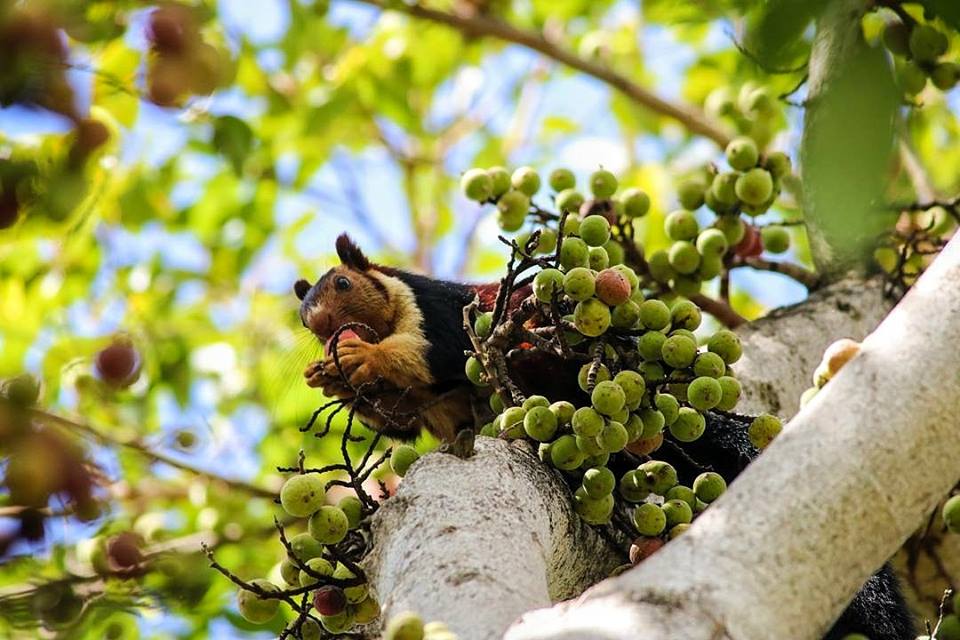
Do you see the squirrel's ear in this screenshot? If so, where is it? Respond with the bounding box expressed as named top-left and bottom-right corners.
top-left (335, 233), bottom-right (371, 271)
top-left (294, 279), bottom-right (312, 301)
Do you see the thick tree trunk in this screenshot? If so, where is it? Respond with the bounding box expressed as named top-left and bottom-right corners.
top-left (364, 438), bottom-right (623, 640)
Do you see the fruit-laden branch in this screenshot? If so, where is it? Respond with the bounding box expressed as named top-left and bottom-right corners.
top-left (33, 409), bottom-right (276, 499)
top-left (505, 236), bottom-right (960, 639)
top-left (348, 0), bottom-right (732, 147)
top-left (363, 438), bottom-right (624, 640)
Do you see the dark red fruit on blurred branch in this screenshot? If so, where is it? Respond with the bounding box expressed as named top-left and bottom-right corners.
top-left (107, 532), bottom-right (144, 569)
top-left (95, 339), bottom-right (140, 388)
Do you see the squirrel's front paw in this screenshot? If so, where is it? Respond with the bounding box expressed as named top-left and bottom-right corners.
top-left (331, 338), bottom-right (380, 387)
top-left (304, 361), bottom-right (351, 397)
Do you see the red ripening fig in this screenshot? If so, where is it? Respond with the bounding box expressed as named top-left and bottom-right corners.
top-left (107, 532), bottom-right (143, 569)
top-left (629, 537), bottom-right (665, 564)
top-left (595, 269), bottom-right (631, 306)
top-left (312, 585), bottom-right (348, 616)
top-left (95, 339), bottom-right (140, 388)
top-left (734, 224), bottom-right (762, 258)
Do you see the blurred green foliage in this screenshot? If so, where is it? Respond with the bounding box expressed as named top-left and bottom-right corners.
top-left (0, 0), bottom-right (958, 638)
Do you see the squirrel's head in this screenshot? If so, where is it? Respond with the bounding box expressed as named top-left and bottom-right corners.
top-left (294, 234), bottom-right (393, 342)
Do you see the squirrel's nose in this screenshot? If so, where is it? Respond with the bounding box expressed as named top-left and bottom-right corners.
top-left (303, 305), bottom-right (333, 341)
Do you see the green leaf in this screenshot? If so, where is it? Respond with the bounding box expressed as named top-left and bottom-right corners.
top-left (744, 0), bottom-right (828, 71)
top-left (801, 25), bottom-right (899, 272)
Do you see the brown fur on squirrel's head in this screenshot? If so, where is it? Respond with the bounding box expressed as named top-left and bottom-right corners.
top-left (294, 234), bottom-right (394, 342)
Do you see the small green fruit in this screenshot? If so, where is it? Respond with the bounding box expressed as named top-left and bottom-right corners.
top-left (384, 611), bottom-right (424, 640)
top-left (583, 466), bottom-right (616, 498)
top-left (638, 330), bottom-right (667, 361)
top-left (662, 499), bottom-right (693, 527)
top-left (474, 311), bottom-right (494, 338)
top-left (664, 210), bottom-right (699, 241)
top-left (308, 506), bottom-right (349, 544)
top-left (748, 413), bottom-right (782, 449)
top-left (339, 496), bottom-right (363, 530)
top-left (620, 187), bottom-right (650, 218)
top-left (693, 352), bottom-right (725, 378)
top-left (573, 406), bottom-right (605, 437)
top-left (687, 376), bottom-right (722, 411)
top-left (636, 460), bottom-right (678, 495)
top-left (559, 237), bottom-right (590, 270)
top-left (760, 226), bottom-right (790, 254)
top-left (661, 334), bottom-right (697, 369)
top-left (597, 420), bottom-right (629, 453)
top-left (633, 503), bottom-right (666, 536)
top-left (289, 532), bottom-right (324, 561)
top-left (299, 557), bottom-right (335, 587)
top-left (487, 166), bottom-right (511, 197)
top-left (534, 269), bottom-right (564, 303)
top-left (654, 393), bottom-right (680, 425)
top-left (715, 376), bottom-right (742, 411)
top-left (735, 168), bottom-right (774, 206)
top-left (669, 408), bottom-right (706, 442)
top-left (715, 216), bottom-right (746, 245)
top-left (589, 169), bottom-right (618, 198)
top-left (614, 370), bottom-right (645, 408)
top-left (280, 474), bottom-right (326, 518)
top-left (237, 580), bottom-right (280, 623)
top-left (693, 472), bottom-right (727, 502)
top-left (579, 214), bottom-right (611, 247)
top-left (549, 167), bottom-right (575, 192)
top-left (460, 169), bottom-right (493, 201)
top-left (588, 246), bottom-right (609, 271)
top-left (556, 188), bottom-right (585, 213)
top-left (708, 330), bottom-right (742, 364)
top-left (677, 180), bottom-right (706, 210)
top-left (592, 380), bottom-right (627, 416)
top-left (725, 136), bottom-right (759, 171)
top-left (563, 267), bottom-right (597, 301)
top-left (665, 485), bottom-right (696, 509)
top-left (391, 444), bottom-right (421, 477)
top-left (574, 299), bottom-right (612, 337)
top-left (611, 300), bottom-right (641, 329)
top-left (465, 356), bottom-right (489, 387)
top-left (696, 228), bottom-right (728, 258)
top-left (511, 166), bottom-right (541, 196)
top-left (671, 299), bottom-right (702, 331)
top-left (550, 434), bottom-right (585, 470)
top-left (524, 405), bottom-right (559, 442)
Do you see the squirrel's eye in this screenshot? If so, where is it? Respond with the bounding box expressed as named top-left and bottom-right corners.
top-left (335, 276), bottom-right (351, 291)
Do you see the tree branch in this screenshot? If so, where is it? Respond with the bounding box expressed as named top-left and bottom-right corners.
top-left (689, 294), bottom-right (747, 329)
top-left (730, 256), bottom-right (822, 290)
top-left (349, 0), bottom-right (732, 147)
top-left (33, 409), bottom-right (276, 500)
